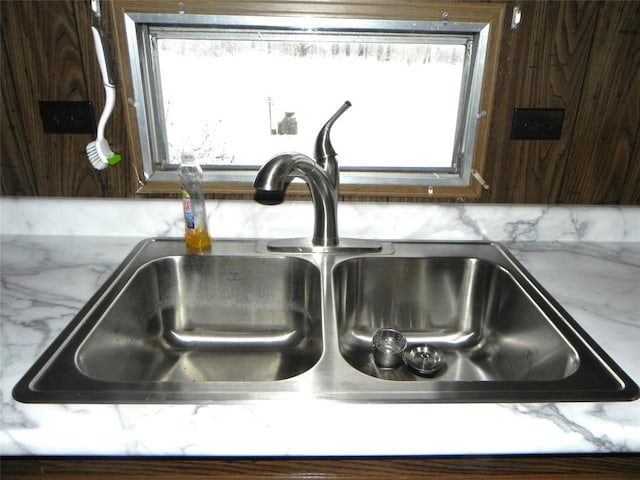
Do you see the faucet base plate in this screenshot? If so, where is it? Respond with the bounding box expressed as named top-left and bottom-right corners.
top-left (264, 238), bottom-right (388, 254)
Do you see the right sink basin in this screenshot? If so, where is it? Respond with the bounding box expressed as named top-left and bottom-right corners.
top-left (333, 255), bottom-right (579, 382)
top-left (332, 242), bottom-right (638, 401)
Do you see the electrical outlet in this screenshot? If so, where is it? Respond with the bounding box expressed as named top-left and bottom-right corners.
top-left (39, 101), bottom-right (95, 134)
top-left (511, 108), bottom-right (564, 140)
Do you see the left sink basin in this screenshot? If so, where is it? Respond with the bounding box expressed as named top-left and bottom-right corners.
top-left (78, 255), bottom-right (322, 383)
top-left (13, 239), bottom-right (323, 402)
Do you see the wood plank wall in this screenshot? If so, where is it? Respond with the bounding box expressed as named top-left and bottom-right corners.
top-left (1, 0), bottom-right (138, 197)
top-left (1, 0), bottom-right (639, 204)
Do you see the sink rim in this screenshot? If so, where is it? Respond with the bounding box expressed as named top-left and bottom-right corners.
top-left (12, 238), bottom-right (640, 404)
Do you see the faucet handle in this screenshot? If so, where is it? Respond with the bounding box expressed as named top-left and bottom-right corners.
top-left (314, 100), bottom-right (351, 186)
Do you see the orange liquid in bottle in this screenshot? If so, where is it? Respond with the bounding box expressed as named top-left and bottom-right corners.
top-left (185, 228), bottom-right (211, 253)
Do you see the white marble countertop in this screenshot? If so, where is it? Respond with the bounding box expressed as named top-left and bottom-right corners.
top-left (1, 198), bottom-right (639, 456)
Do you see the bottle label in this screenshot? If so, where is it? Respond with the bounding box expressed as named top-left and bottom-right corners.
top-left (181, 189), bottom-right (195, 229)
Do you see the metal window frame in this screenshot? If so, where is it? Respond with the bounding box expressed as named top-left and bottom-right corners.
top-left (124, 13), bottom-right (490, 187)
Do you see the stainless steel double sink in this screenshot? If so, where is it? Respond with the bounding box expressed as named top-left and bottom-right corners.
top-left (13, 238), bottom-right (638, 403)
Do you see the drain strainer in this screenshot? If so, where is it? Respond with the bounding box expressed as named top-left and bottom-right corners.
top-left (403, 344), bottom-right (446, 377)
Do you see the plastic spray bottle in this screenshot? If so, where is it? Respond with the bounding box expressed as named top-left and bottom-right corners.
top-left (179, 152), bottom-right (211, 253)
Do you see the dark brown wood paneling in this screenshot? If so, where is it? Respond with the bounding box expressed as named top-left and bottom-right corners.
top-left (2, 455), bottom-right (640, 479)
top-left (1, 0), bottom-right (639, 203)
top-left (558, 1), bottom-right (640, 204)
top-left (1, 30), bottom-right (40, 195)
top-left (1, 0), bottom-right (91, 196)
top-left (485, 0), bottom-right (601, 203)
top-left (622, 127), bottom-right (640, 204)
top-left (0, 0), bottom-right (136, 197)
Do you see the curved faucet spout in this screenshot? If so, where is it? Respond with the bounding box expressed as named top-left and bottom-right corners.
top-left (253, 101), bottom-right (353, 251)
top-left (253, 153), bottom-right (338, 247)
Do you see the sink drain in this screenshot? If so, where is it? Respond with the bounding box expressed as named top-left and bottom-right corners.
top-left (403, 344), bottom-right (446, 377)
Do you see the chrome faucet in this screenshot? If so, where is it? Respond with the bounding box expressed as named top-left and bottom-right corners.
top-left (254, 101), bottom-right (352, 249)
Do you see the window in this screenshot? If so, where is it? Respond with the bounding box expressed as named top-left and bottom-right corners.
top-left (114, 2), bottom-right (504, 197)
